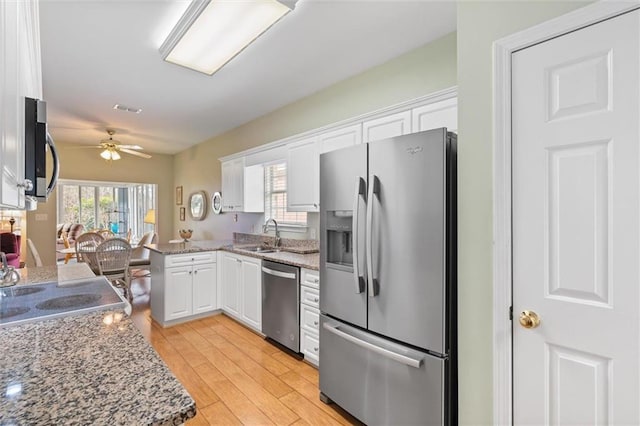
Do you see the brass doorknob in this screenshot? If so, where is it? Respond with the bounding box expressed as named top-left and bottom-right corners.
top-left (519, 310), bottom-right (540, 329)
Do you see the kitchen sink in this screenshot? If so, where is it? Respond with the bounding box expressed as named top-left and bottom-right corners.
top-left (239, 246), bottom-right (280, 254)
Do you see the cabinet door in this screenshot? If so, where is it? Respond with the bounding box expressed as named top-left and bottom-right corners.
top-left (165, 266), bottom-right (193, 320)
top-left (318, 124), bottom-right (362, 154)
top-left (221, 253), bottom-right (241, 317)
top-left (243, 164), bottom-right (264, 213)
top-left (363, 110), bottom-right (412, 143)
top-left (411, 97), bottom-right (457, 133)
top-left (0, 2), bottom-right (24, 208)
top-left (232, 158), bottom-right (245, 211)
top-left (221, 161), bottom-right (235, 211)
top-left (193, 263), bottom-right (217, 314)
top-left (240, 257), bottom-right (262, 331)
top-left (287, 136), bottom-right (319, 212)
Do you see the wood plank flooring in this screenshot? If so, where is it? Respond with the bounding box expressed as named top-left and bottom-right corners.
top-left (128, 277), bottom-right (359, 425)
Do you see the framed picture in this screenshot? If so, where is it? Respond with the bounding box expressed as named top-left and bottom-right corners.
top-left (179, 207), bottom-right (185, 221)
top-left (176, 186), bottom-right (183, 205)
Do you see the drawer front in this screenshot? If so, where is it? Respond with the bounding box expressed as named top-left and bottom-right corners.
top-left (301, 285), bottom-right (320, 309)
top-left (166, 251), bottom-right (216, 267)
top-left (301, 268), bottom-right (320, 289)
top-left (301, 329), bottom-right (319, 366)
top-left (301, 303), bottom-right (320, 334)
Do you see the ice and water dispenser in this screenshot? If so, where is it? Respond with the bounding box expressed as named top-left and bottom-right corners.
top-left (325, 211), bottom-right (353, 269)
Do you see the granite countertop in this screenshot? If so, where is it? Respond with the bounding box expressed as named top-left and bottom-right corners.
top-left (0, 310), bottom-right (195, 425)
top-left (147, 238), bottom-right (320, 270)
top-left (16, 263), bottom-right (95, 285)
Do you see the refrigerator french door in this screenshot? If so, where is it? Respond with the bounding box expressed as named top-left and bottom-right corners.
top-left (319, 128), bottom-right (457, 425)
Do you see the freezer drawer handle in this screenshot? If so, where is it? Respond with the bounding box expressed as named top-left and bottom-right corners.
top-left (323, 322), bottom-right (423, 368)
top-left (262, 266), bottom-right (297, 280)
top-left (352, 176), bottom-right (366, 294)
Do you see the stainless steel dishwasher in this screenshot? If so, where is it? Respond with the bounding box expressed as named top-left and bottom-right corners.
top-left (262, 260), bottom-right (300, 353)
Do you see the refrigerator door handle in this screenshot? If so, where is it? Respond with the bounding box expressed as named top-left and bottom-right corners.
top-left (366, 174), bottom-right (379, 297)
top-left (352, 176), bottom-right (366, 294)
top-left (323, 322), bottom-right (424, 368)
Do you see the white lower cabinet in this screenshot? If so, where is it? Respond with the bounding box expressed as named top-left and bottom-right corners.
top-left (220, 251), bottom-right (262, 332)
top-left (150, 251), bottom-right (217, 326)
top-left (300, 268), bottom-right (320, 367)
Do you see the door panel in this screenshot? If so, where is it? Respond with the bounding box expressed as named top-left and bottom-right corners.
top-left (240, 258), bottom-right (262, 331)
top-left (221, 253), bottom-right (241, 317)
top-left (165, 266), bottom-right (192, 320)
top-left (512, 10), bottom-right (640, 424)
top-left (320, 315), bottom-right (445, 425)
top-left (367, 129), bottom-right (447, 353)
top-left (320, 144), bottom-right (367, 328)
top-left (193, 264), bottom-right (216, 314)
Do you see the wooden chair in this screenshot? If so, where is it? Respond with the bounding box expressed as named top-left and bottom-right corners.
top-left (95, 238), bottom-right (133, 302)
top-left (61, 233), bottom-right (74, 264)
top-left (75, 232), bottom-right (105, 273)
top-left (27, 238), bottom-right (43, 267)
top-left (129, 231), bottom-right (157, 277)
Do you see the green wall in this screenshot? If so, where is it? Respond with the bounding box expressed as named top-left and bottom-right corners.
top-left (173, 32), bottom-right (457, 240)
top-left (456, 1), bottom-right (591, 424)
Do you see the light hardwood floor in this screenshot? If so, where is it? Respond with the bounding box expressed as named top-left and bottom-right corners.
top-left (128, 277), bottom-right (359, 425)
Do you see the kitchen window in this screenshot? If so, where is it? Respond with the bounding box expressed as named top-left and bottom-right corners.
top-left (264, 162), bottom-right (307, 228)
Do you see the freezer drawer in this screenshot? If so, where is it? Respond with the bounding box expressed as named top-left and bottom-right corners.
top-left (320, 315), bottom-right (445, 425)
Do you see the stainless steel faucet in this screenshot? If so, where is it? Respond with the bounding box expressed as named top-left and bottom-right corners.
top-left (0, 252), bottom-right (19, 286)
top-left (263, 218), bottom-right (280, 247)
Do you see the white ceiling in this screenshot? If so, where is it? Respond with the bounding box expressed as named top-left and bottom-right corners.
top-left (39, 0), bottom-right (456, 155)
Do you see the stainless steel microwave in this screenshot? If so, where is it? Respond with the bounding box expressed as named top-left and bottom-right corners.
top-left (24, 97), bottom-right (59, 206)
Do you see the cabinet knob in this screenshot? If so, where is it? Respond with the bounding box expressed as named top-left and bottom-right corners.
top-left (313, 278), bottom-right (319, 283)
top-left (314, 297), bottom-right (319, 303)
top-left (313, 347), bottom-right (319, 352)
top-left (189, 271), bottom-right (192, 275)
top-left (313, 321), bottom-right (319, 326)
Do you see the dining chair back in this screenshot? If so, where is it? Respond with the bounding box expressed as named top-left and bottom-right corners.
top-left (97, 229), bottom-right (115, 239)
top-left (95, 238), bottom-right (133, 302)
top-left (75, 232), bottom-right (105, 272)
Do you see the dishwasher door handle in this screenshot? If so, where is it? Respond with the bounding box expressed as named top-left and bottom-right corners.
top-left (262, 266), bottom-right (297, 280)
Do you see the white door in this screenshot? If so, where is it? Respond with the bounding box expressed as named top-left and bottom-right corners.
top-left (165, 266), bottom-right (193, 320)
top-left (221, 253), bottom-right (241, 317)
top-left (287, 136), bottom-right (319, 212)
top-left (192, 263), bottom-right (217, 314)
top-left (362, 110), bottom-right (411, 143)
top-left (512, 10), bottom-right (639, 424)
top-left (240, 257), bottom-right (262, 331)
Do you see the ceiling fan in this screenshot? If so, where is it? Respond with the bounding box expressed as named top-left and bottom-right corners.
top-left (82, 130), bottom-right (152, 161)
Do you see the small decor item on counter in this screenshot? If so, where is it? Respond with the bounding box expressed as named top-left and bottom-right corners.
top-left (179, 229), bottom-right (193, 242)
top-left (176, 186), bottom-right (183, 205)
top-left (179, 207), bottom-right (185, 221)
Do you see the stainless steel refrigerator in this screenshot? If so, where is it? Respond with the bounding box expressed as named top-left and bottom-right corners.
top-left (319, 128), bottom-right (457, 425)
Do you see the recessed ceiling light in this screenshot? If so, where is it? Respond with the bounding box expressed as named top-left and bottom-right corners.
top-left (113, 104), bottom-right (142, 114)
top-left (159, 0), bottom-right (298, 76)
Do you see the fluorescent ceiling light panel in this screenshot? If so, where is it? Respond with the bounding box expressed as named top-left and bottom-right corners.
top-left (160, 0), bottom-right (296, 75)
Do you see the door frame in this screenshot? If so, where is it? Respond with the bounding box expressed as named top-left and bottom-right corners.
top-left (492, 1), bottom-right (639, 424)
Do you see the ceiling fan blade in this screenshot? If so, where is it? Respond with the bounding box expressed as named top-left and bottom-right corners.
top-left (65, 145), bottom-right (103, 149)
top-left (120, 148), bottom-right (152, 159)
top-left (118, 145), bottom-right (143, 150)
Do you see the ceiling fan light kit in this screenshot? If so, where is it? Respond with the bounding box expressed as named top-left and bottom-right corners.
top-left (159, 0), bottom-right (298, 76)
top-left (100, 148), bottom-right (121, 161)
top-left (73, 129), bottom-right (152, 161)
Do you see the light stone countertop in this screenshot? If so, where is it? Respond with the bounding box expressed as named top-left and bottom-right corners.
top-left (1, 263), bottom-right (196, 425)
top-left (147, 239), bottom-right (320, 270)
top-left (16, 262), bottom-right (95, 285)
top-left (0, 310), bottom-right (195, 425)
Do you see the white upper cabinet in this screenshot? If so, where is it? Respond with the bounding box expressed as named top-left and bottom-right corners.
top-left (287, 136), bottom-right (319, 212)
top-left (412, 97), bottom-right (458, 133)
top-left (221, 157), bottom-right (244, 211)
top-left (362, 110), bottom-right (412, 143)
top-left (318, 124), bottom-right (362, 154)
top-left (0, 1), bottom-right (42, 209)
top-left (243, 164), bottom-right (264, 213)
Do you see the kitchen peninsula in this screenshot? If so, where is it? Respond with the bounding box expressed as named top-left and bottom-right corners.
top-left (0, 263), bottom-right (196, 425)
top-left (147, 235), bottom-right (319, 328)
